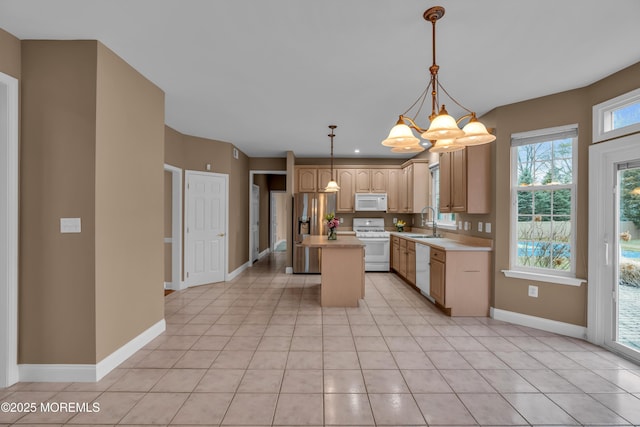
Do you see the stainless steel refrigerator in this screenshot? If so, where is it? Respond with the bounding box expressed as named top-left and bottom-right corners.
top-left (293, 192), bottom-right (337, 273)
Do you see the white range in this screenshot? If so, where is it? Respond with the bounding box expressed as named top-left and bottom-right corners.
top-left (353, 218), bottom-right (390, 272)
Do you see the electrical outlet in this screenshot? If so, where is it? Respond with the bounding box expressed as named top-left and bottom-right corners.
top-left (485, 222), bottom-right (492, 233)
top-left (464, 221), bottom-right (470, 231)
top-left (340, 217), bottom-right (344, 223)
top-left (458, 221), bottom-right (463, 229)
top-left (478, 222), bottom-right (483, 232)
top-left (528, 285), bottom-right (538, 298)
top-left (393, 218), bottom-right (397, 224)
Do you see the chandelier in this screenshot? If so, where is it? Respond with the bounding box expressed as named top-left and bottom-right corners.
top-left (382, 6), bottom-right (496, 154)
top-left (324, 125), bottom-right (340, 192)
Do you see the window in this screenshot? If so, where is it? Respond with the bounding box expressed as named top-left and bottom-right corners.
top-left (510, 125), bottom-right (578, 276)
top-left (593, 87), bottom-right (640, 143)
top-left (430, 164), bottom-right (455, 226)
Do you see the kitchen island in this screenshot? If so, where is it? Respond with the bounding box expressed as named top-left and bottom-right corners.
top-left (301, 235), bottom-right (365, 307)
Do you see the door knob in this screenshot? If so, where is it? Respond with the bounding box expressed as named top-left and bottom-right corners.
top-left (218, 233), bottom-right (225, 237)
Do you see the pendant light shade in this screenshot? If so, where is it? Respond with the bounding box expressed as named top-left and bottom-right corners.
top-left (390, 143), bottom-right (425, 153)
top-left (421, 106), bottom-right (465, 140)
top-left (382, 118), bottom-right (420, 147)
top-left (457, 117), bottom-right (497, 145)
top-left (325, 180), bottom-right (340, 192)
top-left (428, 138), bottom-right (464, 153)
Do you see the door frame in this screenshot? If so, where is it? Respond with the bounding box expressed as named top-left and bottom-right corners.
top-left (164, 164), bottom-right (183, 290)
top-left (588, 132), bottom-right (640, 361)
top-left (248, 170), bottom-right (287, 265)
top-left (184, 170), bottom-right (229, 285)
top-left (0, 71), bottom-right (19, 387)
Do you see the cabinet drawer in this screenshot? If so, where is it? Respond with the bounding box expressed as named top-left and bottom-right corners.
top-left (430, 247), bottom-right (446, 262)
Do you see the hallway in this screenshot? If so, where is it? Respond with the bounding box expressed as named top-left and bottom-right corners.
top-left (1, 252), bottom-right (640, 425)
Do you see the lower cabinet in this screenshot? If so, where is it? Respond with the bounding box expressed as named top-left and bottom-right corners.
top-left (391, 236), bottom-right (416, 287)
top-left (429, 248), bottom-right (490, 316)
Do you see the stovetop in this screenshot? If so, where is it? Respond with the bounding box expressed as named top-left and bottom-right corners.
top-left (353, 218), bottom-right (389, 238)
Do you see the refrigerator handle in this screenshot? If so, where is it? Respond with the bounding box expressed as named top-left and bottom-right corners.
top-left (312, 197), bottom-right (317, 231)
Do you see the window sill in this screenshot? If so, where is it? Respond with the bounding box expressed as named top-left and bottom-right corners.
top-left (501, 270), bottom-right (586, 287)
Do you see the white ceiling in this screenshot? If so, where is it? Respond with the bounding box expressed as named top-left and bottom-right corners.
top-left (1, 0), bottom-right (639, 158)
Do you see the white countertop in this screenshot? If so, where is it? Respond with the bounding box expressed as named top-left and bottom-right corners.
top-left (390, 232), bottom-right (492, 252)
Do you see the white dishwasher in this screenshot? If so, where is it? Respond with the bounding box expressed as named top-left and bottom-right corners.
top-left (415, 243), bottom-right (434, 303)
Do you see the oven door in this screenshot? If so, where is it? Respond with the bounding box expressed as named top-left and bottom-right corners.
top-left (360, 237), bottom-right (390, 271)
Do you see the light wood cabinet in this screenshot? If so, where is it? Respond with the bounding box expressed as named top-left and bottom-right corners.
top-left (336, 169), bottom-right (356, 213)
top-left (439, 144), bottom-right (490, 214)
top-left (429, 248), bottom-right (446, 305)
top-left (428, 247), bottom-right (490, 316)
top-left (295, 167), bottom-right (333, 193)
top-left (355, 169), bottom-right (388, 193)
top-left (391, 236), bottom-right (400, 272)
top-left (387, 169), bottom-right (402, 212)
top-left (391, 235), bottom-right (416, 287)
top-left (400, 159), bottom-right (430, 213)
top-left (406, 241), bottom-right (416, 285)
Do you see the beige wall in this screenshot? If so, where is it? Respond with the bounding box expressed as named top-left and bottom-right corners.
top-left (19, 39), bottom-right (165, 364)
top-left (0, 28), bottom-right (20, 79)
top-left (94, 43), bottom-right (165, 361)
top-left (164, 126), bottom-right (250, 274)
top-left (20, 40), bottom-right (98, 364)
top-left (490, 61), bottom-right (640, 326)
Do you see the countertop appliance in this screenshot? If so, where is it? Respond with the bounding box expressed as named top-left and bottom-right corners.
top-left (415, 243), bottom-right (433, 302)
top-left (353, 218), bottom-right (390, 271)
top-left (354, 193), bottom-right (387, 212)
top-left (293, 192), bottom-right (337, 273)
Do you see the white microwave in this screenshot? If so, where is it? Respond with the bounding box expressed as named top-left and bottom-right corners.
top-left (355, 193), bottom-right (387, 211)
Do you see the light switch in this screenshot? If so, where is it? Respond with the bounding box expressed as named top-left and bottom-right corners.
top-left (60, 218), bottom-right (81, 233)
top-left (478, 222), bottom-right (483, 232)
top-left (485, 222), bottom-right (492, 233)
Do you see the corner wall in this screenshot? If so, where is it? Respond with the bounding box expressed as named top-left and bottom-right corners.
top-left (94, 43), bottom-right (165, 361)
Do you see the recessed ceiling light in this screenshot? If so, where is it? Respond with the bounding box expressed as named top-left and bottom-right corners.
top-left (354, 149), bottom-right (360, 153)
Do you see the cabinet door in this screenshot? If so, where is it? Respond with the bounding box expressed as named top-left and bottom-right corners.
top-left (399, 167), bottom-right (409, 212)
top-left (370, 169), bottom-right (388, 193)
top-left (398, 238), bottom-right (408, 278)
top-left (430, 259), bottom-right (445, 305)
top-left (404, 164), bottom-right (414, 212)
top-left (391, 237), bottom-right (400, 272)
top-left (439, 153), bottom-right (452, 213)
top-left (451, 149), bottom-right (467, 212)
top-left (355, 169), bottom-right (371, 193)
top-left (297, 168), bottom-right (317, 193)
top-left (336, 169), bottom-right (355, 213)
top-left (406, 241), bottom-right (416, 285)
top-left (317, 168), bottom-right (333, 192)
top-left (387, 169), bottom-right (401, 212)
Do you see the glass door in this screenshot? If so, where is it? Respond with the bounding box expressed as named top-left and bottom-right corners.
top-left (613, 162), bottom-right (640, 358)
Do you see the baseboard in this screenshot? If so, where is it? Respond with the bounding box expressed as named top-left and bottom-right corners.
top-left (227, 261), bottom-right (250, 281)
top-left (258, 248), bottom-right (270, 259)
top-left (491, 307), bottom-right (587, 339)
top-left (18, 319), bottom-right (165, 382)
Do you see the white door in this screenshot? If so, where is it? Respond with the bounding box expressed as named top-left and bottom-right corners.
top-left (185, 171), bottom-right (227, 286)
top-left (589, 133), bottom-right (640, 364)
top-left (251, 185), bottom-right (259, 262)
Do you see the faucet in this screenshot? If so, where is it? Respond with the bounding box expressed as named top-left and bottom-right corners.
top-left (420, 206), bottom-right (439, 237)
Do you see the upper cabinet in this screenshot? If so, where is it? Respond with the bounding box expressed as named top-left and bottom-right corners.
top-left (439, 144), bottom-right (490, 214)
top-left (387, 169), bottom-right (402, 213)
top-left (355, 169), bottom-right (389, 193)
top-left (336, 168), bottom-right (356, 212)
top-left (295, 167), bottom-right (333, 193)
top-left (400, 159), bottom-right (430, 213)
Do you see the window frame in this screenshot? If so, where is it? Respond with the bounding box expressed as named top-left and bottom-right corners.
top-left (429, 163), bottom-right (456, 229)
top-left (593, 87), bottom-right (640, 143)
top-left (508, 124), bottom-right (579, 279)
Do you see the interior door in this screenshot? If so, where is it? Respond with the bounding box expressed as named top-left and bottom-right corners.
top-left (185, 171), bottom-right (227, 286)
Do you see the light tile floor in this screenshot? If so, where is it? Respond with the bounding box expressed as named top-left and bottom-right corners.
top-left (2, 252), bottom-right (640, 426)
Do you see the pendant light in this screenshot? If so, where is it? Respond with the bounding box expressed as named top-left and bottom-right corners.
top-left (325, 125), bottom-right (340, 192)
top-left (381, 6), bottom-right (495, 153)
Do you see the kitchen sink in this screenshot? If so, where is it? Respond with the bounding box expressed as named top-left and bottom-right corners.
top-left (404, 234), bottom-right (443, 239)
